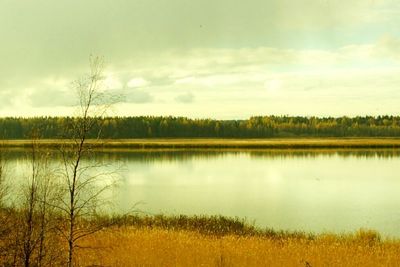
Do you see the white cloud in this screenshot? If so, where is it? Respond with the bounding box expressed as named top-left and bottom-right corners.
top-left (142, 35), bottom-right (400, 84)
top-left (264, 79), bottom-right (282, 94)
top-left (174, 74), bottom-right (250, 87)
top-left (2, 33), bottom-right (400, 118)
top-left (0, 90), bottom-right (14, 107)
top-left (127, 78), bottom-right (149, 88)
top-left (104, 75), bottom-right (123, 90)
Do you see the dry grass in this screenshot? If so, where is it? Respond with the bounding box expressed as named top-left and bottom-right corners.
top-left (77, 227), bottom-right (400, 267)
top-left (2, 138), bottom-right (400, 149)
top-left (2, 213), bottom-right (399, 266)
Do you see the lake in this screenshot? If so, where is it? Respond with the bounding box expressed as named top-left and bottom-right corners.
top-left (5, 149), bottom-right (400, 237)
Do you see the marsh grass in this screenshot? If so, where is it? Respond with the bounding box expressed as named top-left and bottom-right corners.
top-left (2, 138), bottom-right (400, 149)
top-left (77, 215), bottom-right (398, 266)
top-left (95, 214), bottom-right (313, 239)
top-left (77, 217), bottom-right (398, 267)
top-left (2, 213), bottom-right (398, 266)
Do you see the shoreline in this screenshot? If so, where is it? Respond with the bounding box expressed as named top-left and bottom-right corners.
top-left (2, 138), bottom-right (400, 149)
top-left (78, 226), bottom-right (400, 266)
top-left (79, 214), bottom-right (400, 266)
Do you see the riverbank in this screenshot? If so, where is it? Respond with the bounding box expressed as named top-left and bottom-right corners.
top-left (2, 138), bottom-right (400, 149)
top-left (1, 213), bottom-right (399, 266)
top-left (78, 227), bottom-right (399, 266)
top-left (75, 215), bottom-right (399, 266)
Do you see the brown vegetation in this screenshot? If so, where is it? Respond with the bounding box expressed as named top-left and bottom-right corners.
top-left (78, 227), bottom-right (400, 267)
top-left (2, 138), bottom-right (400, 149)
top-left (2, 214), bottom-right (400, 266)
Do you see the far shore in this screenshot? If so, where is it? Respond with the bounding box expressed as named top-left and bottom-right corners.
top-left (2, 138), bottom-right (400, 149)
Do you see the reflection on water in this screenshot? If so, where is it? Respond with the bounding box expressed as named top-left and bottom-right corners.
top-left (4, 148), bottom-right (400, 161)
top-left (3, 148), bottom-right (400, 237)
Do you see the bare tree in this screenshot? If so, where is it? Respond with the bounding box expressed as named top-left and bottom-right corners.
top-left (0, 141), bottom-right (9, 209)
top-left (20, 138), bottom-right (40, 267)
top-left (36, 156), bottom-right (59, 267)
top-left (15, 133), bottom-right (59, 267)
top-left (54, 56), bottom-right (117, 267)
top-left (0, 142), bottom-right (12, 263)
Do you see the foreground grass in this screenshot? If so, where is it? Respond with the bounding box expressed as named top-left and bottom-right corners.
top-left (2, 213), bottom-right (400, 266)
top-left (78, 227), bottom-right (399, 267)
top-left (2, 138), bottom-right (400, 149)
top-left (74, 215), bottom-right (400, 267)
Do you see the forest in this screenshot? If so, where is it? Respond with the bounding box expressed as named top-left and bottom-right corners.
top-left (0, 115), bottom-right (399, 139)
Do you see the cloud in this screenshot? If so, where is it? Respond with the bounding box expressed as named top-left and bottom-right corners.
top-left (0, 0), bottom-right (398, 86)
top-left (374, 35), bottom-right (400, 60)
top-left (104, 75), bottom-right (123, 90)
top-left (127, 78), bottom-right (149, 88)
top-left (264, 79), bottom-right (283, 94)
top-left (0, 90), bottom-right (15, 107)
top-left (5, 35), bottom-right (399, 117)
top-left (126, 90), bottom-right (153, 104)
top-left (0, 0), bottom-right (399, 117)
top-left (29, 87), bottom-right (76, 107)
top-left (175, 92), bottom-right (195, 103)
top-left (174, 74), bottom-right (249, 87)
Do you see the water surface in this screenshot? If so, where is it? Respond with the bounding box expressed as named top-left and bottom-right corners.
top-left (6, 149), bottom-right (400, 237)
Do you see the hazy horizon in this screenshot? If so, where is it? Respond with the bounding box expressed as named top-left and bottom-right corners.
top-left (1, 0), bottom-right (399, 119)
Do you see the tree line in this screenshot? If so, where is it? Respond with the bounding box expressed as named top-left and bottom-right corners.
top-left (0, 115), bottom-right (400, 139)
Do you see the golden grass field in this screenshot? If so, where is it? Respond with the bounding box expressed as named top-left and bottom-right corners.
top-left (78, 227), bottom-right (400, 267)
top-left (1, 212), bottom-right (399, 266)
top-left (2, 138), bottom-right (400, 149)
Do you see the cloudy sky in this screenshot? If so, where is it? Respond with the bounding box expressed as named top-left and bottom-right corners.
top-left (1, 0), bottom-right (399, 119)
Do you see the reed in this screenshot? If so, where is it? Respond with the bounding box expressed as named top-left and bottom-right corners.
top-left (2, 213), bottom-right (399, 266)
top-left (77, 226), bottom-right (398, 267)
top-left (2, 138), bottom-right (400, 149)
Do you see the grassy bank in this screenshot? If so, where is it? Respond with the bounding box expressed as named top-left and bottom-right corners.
top-left (2, 138), bottom-right (400, 149)
top-left (78, 227), bottom-right (399, 267)
top-left (2, 213), bottom-right (400, 266)
top-left (76, 215), bottom-right (399, 267)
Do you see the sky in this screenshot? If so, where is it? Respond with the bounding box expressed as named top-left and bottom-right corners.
top-left (0, 0), bottom-right (399, 119)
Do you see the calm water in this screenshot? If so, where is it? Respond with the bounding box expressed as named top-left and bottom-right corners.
top-left (6, 149), bottom-right (400, 237)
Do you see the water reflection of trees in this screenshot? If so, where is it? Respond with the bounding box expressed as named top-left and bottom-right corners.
top-left (2, 148), bottom-right (400, 163)
top-left (249, 149), bottom-right (400, 159)
top-left (4, 148), bottom-right (400, 162)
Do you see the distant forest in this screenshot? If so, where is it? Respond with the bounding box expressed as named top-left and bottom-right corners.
top-left (0, 116), bottom-right (400, 139)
